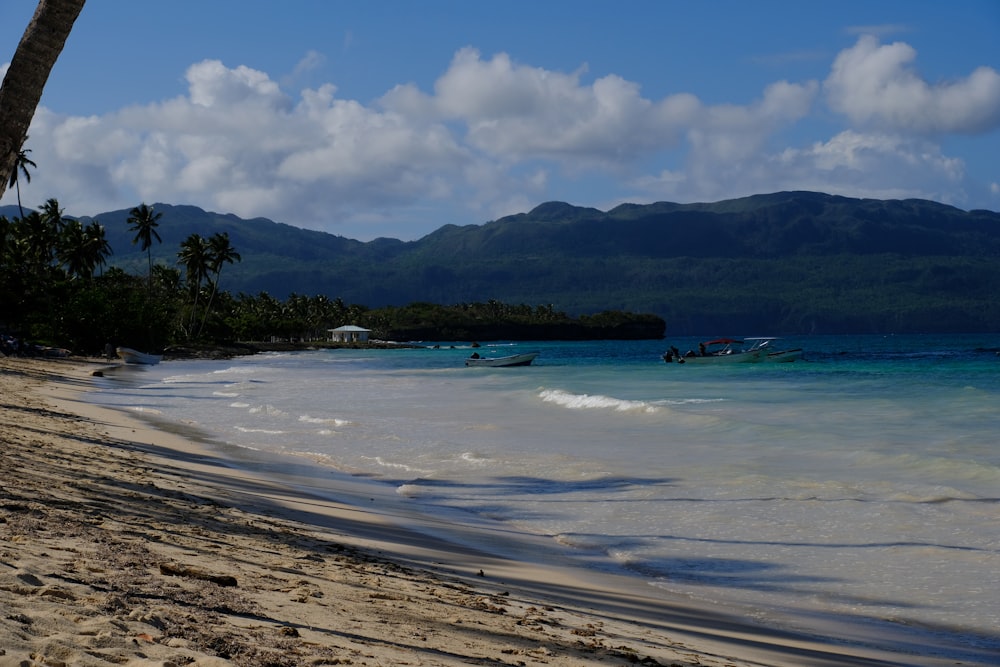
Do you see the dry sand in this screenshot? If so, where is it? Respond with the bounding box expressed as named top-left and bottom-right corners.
top-left (0, 356), bottom-right (974, 666)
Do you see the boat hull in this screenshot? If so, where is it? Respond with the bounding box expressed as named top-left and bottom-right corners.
top-left (465, 352), bottom-right (538, 367)
top-left (673, 350), bottom-right (763, 364)
top-left (665, 337), bottom-right (803, 364)
top-left (766, 348), bottom-right (804, 362)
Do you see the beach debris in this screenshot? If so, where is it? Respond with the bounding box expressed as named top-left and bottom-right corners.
top-left (158, 562), bottom-right (238, 587)
top-left (37, 585), bottom-right (76, 601)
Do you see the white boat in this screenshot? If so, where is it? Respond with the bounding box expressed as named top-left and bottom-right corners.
top-left (465, 351), bottom-right (538, 367)
top-left (117, 346), bottom-right (162, 365)
top-left (747, 337), bottom-right (804, 362)
top-left (765, 347), bottom-right (804, 362)
top-left (663, 338), bottom-right (764, 364)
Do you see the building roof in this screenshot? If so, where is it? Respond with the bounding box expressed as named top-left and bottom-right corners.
top-left (328, 325), bottom-right (371, 332)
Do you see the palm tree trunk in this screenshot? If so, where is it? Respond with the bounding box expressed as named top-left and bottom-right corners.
top-left (0, 0), bottom-right (86, 199)
top-left (189, 282), bottom-right (202, 336)
top-left (197, 277), bottom-right (221, 339)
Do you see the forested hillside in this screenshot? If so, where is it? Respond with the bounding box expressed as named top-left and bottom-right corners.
top-left (6, 191), bottom-right (998, 334)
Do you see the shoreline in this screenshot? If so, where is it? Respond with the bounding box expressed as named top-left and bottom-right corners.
top-left (1, 356), bottom-right (986, 666)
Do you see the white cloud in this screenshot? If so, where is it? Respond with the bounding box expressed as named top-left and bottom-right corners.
top-left (423, 48), bottom-right (696, 164)
top-left (3, 39), bottom-right (995, 240)
top-left (825, 35), bottom-right (1000, 134)
top-left (186, 60), bottom-right (290, 110)
top-left (782, 131), bottom-right (965, 201)
top-left (8, 60), bottom-right (477, 231)
top-left (690, 80), bottom-right (817, 165)
top-left (637, 129), bottom-right (968, 208)
top-left (292, 50), bottom-right (325, 78)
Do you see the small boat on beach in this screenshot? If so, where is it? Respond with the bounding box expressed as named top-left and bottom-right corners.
top-left (465, 351), bottom-right (539, 367)
top-left (117, 346), bottom-right (162, 365)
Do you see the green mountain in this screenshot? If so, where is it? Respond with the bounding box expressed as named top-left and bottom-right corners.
top-left (7, 191), bottom-right (999, 334)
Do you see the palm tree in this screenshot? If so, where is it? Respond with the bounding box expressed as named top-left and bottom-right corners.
top-left (177, 233), bottom-right (211, 336)
top-left (4, 200), bottom-right (65, 323)
top-left (127, 203), bottom-right (162, 286)
top-left (0, 0), bottom-right (87, 199)
top-left (39, 197), bottom-right (68, 230)
top-left (151, 263), bottom-right (182, 292)
top-left (58, 219), bottom-right (111, 280)
top-left (57, 219), bottom-right (87, 278)
top-left (83, 220), bottom-right (112, 276)
top-left (0, 215), bottom-right (10, 261)
top-left (17, 198), bottom-right (66, 271)
top-left (8, 140), bottom-right (36, 218)
top-left (197, 232), bottom-right (241, 337)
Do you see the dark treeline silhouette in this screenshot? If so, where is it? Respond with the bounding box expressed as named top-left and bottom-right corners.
top-left (1, 200), bottom-right (662, 354)
top-left (8, 191), bottom-right (995, 335)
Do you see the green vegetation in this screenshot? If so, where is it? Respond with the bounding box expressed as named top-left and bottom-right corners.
top-left (33, 190), bottom-right (996, 335)
top-left (1, 200), bottom-right (660, 353)
top-left (367, 301), bottom-right (664, 341)
top-left (0, 200), bottom-right (241, 352)
top-left (4, 190), bottom-right (999, 344)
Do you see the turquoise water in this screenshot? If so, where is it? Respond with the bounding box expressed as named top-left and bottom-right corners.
top-left (92, 334), bottom-right (1000, 662)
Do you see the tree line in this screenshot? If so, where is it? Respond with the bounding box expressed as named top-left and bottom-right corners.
top-left (2, 193), bottom-right (663, 354)
top-left (0, 198), bottom-right (245, 353)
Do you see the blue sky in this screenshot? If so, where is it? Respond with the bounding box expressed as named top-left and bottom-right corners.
top-left (2, 1), bottom-right (999, 241)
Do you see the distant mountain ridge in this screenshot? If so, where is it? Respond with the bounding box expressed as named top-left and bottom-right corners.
top-left (4, 191), bottom-right (999, 334)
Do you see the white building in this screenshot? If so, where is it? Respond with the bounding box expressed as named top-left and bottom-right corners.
top-left (328, 325), bottom-right (371, 343)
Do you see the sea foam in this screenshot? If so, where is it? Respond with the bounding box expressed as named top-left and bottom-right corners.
top-left (299, 415), bottom-right (353, 426)
top-left (538, 388), bottom-right (659, 413)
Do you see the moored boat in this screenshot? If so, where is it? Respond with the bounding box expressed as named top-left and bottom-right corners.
top-left (465, 351), bottom-right (539, 367)
top-left (747, 337), bottom-right (804, 362)
top-left (765, 347), bottom-right (804, 362)
top-left (663, 338), bottom-right (764, 364)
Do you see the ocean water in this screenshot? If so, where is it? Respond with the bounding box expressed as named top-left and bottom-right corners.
top-left (90, 334), bottom-right (1000, 661)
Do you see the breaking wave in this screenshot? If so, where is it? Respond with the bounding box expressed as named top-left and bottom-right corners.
top-left (539, 389), bottom-right (660, 413)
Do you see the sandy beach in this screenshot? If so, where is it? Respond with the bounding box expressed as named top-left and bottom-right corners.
top-left (0, 356), bottom-right (978, 667)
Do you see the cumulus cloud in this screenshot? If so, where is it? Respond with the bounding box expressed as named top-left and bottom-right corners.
top-left (418, 48), bottom-right (697, 164)
top-left (637, 127), bottom-right (970, 208)
top-left (11, 59), bottom-right (478, 233)
top-left (3, 37), bottom-right (996, 240)
top-left (825, 35), bottom-right (1000, 134)
top-left (186, 60), bottom-right (290, 110)
top-left (780, 131), bottom-right (965, 201)
top-left (690, 80), bottom-right (818, 164)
